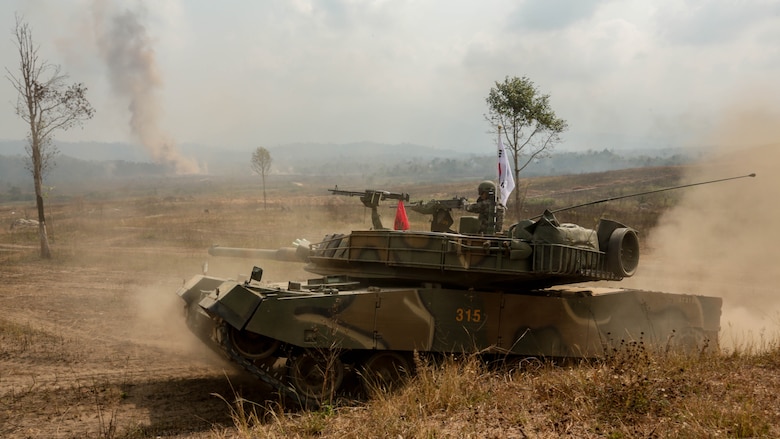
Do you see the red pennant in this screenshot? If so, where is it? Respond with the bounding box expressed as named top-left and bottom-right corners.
top-left (394, 200), bottom-right (410, 230)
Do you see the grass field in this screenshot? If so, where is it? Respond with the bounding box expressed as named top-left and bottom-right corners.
top-left (2, 160), bottom-right (779, 438)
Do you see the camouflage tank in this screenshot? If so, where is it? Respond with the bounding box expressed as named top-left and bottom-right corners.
top-left (177, 187), bottom-right (722, 405)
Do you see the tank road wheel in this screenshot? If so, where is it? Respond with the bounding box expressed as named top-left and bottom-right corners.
top-left (289, 350), bottom-right (345, 401)
top-left (606, 227), bottom-right (640, 277)
top-left (227, 326), bottom-right (280, 360)
top-left (361, 352), bottom-right (413, 393)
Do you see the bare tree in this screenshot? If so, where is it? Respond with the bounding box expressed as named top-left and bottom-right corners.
top-left (251, 147), bottom-right (272, 210)
top-left (6, 16), bottom-right (95, 258)
top-left (486, 76), bottom-right (567, 216)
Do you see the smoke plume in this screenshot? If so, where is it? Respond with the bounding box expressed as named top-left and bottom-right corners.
top-left (92, 1), bottom-right (201, 174)
top-left (619, 100), bottom-right (780, 349)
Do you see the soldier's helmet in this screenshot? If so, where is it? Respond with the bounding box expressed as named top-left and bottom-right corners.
top-left (477, 180), bottom-right (496, 195)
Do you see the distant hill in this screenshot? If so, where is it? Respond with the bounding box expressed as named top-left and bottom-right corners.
top-left (0, 140), bottom-right (151, 162)
top-left (0, 139), bottom-right (701, 200)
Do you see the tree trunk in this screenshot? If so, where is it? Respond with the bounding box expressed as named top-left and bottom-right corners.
top-left (30, 130), bottom-right (51, 258)
top-left (262, 172), bottom-right (267, 210)
top-left (35, 196), bottom-right (51, 259)
top-left (34, 171), bottom-right (52, 259)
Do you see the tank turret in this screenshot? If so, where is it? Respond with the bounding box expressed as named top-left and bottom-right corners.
top-left (205, 208), bottom-right (638, 290)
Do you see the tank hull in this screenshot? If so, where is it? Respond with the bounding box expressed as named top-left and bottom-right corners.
top-left (178, 274), bottom-right (721, 404)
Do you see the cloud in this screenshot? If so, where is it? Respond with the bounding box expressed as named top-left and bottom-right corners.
top-left (508, 0), bottom-right (609, 31)
top-left (0, 0), bottom-right (778, 157)
top-left (653, 0), bottom-right (780, 45)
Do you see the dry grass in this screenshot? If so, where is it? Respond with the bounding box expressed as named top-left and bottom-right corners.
top-left (210, 345), bottom-right (780, 438)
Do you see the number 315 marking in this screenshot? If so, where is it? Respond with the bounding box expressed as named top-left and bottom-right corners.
top-left (455, 308), bottom-right (482, 323)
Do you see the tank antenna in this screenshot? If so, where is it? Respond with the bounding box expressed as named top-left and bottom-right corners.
top-left (545, 172), bottom-right (756, 216)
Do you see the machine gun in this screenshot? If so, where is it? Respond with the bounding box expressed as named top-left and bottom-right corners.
top-left (329, 187), bottom-right (410, 230)
top-left (408, 197), bottom-right (468, 233)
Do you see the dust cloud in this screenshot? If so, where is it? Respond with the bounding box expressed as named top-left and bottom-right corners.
top-left (123, 257), bottom-right (311, 368)
top-left (91, 0), bottom-right (201, 174)
top-left (620, 102), bottom-right (780, 350)
top-left (127, 281), bottom-right (229, 367)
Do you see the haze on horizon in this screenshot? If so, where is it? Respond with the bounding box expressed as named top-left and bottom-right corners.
top-left (1, 0), bottom-right (778, 167)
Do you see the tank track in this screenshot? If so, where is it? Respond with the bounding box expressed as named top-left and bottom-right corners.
top-left (211, 319), bottom-right (319, 407)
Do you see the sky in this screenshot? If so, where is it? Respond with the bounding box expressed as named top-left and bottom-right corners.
top-left (1, 0), bottom-right (779, 170)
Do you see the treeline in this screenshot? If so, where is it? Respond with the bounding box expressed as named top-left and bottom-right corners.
top-left (0, 148), bottom-right (695, 202)
top-left (0, 155), bottom-right (170, 201)
top-left (286, 149), bottom-right (696, 182)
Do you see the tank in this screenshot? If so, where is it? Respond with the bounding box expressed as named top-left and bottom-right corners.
top-left (177, 188), bottom-right (722, 405)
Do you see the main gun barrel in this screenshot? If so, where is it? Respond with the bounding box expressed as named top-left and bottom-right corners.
top-left (208, 245), bottom-right (310, 262)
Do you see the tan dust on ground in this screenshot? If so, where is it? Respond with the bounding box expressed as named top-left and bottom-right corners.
top-left (0, 195), bottom-right (346, 438)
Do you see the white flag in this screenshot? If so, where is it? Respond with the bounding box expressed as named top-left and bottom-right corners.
top-left (497, 130), bottom-right (515, 206)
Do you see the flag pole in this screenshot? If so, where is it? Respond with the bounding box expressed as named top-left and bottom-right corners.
top-left (497, 125), bottom-right (502, 204)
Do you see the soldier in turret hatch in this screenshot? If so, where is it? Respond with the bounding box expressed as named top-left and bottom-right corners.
top-left (465, 180), bottom-right (505, 234)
